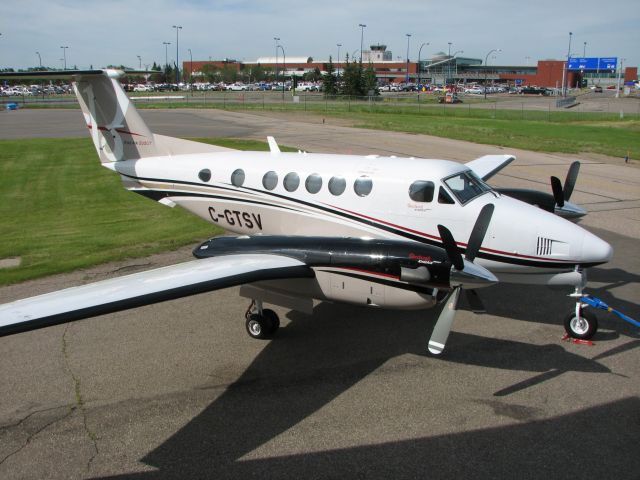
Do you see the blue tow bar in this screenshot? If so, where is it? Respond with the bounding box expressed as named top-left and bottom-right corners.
top-left (581, 295), bottom-right (640, 328)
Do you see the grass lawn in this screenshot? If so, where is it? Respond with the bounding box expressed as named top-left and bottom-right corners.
top-left (0, 137), bottom-right (293, 285)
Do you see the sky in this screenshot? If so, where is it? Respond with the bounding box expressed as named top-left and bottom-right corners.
top-left (1, 0), bottom-right (638, 70)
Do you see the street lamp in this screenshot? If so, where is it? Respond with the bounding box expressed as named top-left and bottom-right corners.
top-left (188, 48), bottom-right (193, 90)
top-left (417, 42), bottom-right (429, 86)
top-left (564, 31), bottom-right (572, 96)
top-left (277, 44), bottom-right (286, 98)
top-left (60, 46), bottom-right (68, 70)
top-left (274, 37), bottom-right (280, 86)
top-left (405, 33), bottom-right (411, 83)
top-left (35, 51), bottom-right (42, 68)
top-left (173, 25), bottom-right (182, 83)
top-left (449, 49), bottom-right (463, 87)
top-left (358, 23), bottom-right (366, 62)
top-left (137, 55), bottom-right (141, 69)
top-left (336, 43), bottom-right (342, 79)
top-left (447, 42), bottom-right (452, 84)
top-left (484, 48), bottom-right (501, 99)
top-left (583, 41), bottom-right (587, 58)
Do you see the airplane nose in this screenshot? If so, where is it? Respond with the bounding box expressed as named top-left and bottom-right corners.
top-left (582, 231), bottom-right (613, 265)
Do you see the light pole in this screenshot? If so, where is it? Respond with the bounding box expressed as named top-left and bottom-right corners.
top-left (336, 43), bottom-right (342, 79)
top-left (274, 37), bottom-right (280, 86)
top-left (162, 41), bottom-right (171, 81)
top-left (564, 31), bottom-right (572, 96)
top-left (277, 44), bottom-right (286, 98)
top-left (188, 48), bottom-right (193, 90)
top-left (358, 24), bottom-right (366, 62)
top-left (137, 55), bottom-right (141, 69)
top-left (583, 41), bottom-right (587, 57)
top-left (173, 25), bottom-right (182, 83)
top-left (484, 48), bottom-right (501, 99)
top-left (447, 42), bottom-right (452, 84)
top-left (405, 33), bottom-right (411, 83)
top-left (450, 49), bottom-right (463, 87)
top-left (35, 51), bottom-right (42, 68)
top-left (417, 42), bottom-right (429, 86)
top-left (60, 46), bottom-right (68, 70)
top-left (525, 56), bottom-right (530, 66)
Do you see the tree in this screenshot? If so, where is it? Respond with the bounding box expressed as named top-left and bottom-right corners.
top-left (363, 62), bottom-right (379, 96)
top-left (341, 56), bottom-right (364, 97)
top-left (322, 57), bottom-right (338, 96)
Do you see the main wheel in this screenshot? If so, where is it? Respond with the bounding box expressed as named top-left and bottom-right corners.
top-left (564, 308), bottom-right (598, 340)
top-left (262, 309), bottom-right (280, 334)
top-left (245, 314), bottom-right (271, 340)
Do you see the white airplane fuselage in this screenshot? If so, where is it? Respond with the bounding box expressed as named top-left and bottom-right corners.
top-left (106, 150), bottom-right (612, 310)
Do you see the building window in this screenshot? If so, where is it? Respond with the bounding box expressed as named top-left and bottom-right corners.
top-left (283, 172), bottom-right (300, 192)
top-left (305, 173), bottom-right (322, 194)
top-left (328, 176), bottom-right (346, 196)
top-left (262, 171), bottom-right (278, 191)
top-left (354, 176), bottom-right (373, 197)
top-left (198, 169), bottom-right (211, 182)
top-left (409, 180), bottom-right (435, 202)
top-left (231, 169), bottom-right (245, 187)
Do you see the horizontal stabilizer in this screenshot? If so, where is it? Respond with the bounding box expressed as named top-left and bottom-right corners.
top-left (0, 255), bottom-right (313, 337)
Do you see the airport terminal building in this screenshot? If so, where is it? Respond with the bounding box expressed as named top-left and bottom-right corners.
top-left (184, 45), bottom-right (637, 88)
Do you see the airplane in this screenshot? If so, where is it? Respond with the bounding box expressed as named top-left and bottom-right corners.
top-left (0, 69), bottom-right (613, 355)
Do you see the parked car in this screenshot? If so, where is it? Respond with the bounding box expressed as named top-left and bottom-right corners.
top-left (594, 86), bottom-right (603, 93)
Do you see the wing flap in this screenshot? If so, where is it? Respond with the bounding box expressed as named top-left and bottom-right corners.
top-left (466, 154), bottom-right (516, 181)
top-left (0, 254), bottom-right (313, 337)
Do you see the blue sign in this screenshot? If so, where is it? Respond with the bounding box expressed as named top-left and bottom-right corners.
top-left (568, 57), bottom-right (617, 71)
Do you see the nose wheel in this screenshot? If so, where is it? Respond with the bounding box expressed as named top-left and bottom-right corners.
top-left (245, 300), bottom-right (280, 340)
top-left (564, 307), bottom-right (598, 340)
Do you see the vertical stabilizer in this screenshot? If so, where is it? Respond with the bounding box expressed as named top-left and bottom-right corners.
top-left (74, 70), bottom-right (158, 162)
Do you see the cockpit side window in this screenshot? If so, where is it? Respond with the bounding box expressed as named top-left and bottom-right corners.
top-left (442, 170), bottom-right (492, 205)
top-left (438, 187), bottom-right (455, 204)
top-left (409, 180), bottom-right (435, 202)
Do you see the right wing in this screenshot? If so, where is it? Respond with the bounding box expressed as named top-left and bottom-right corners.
top-left (0, 254), bottom-right (313, 337)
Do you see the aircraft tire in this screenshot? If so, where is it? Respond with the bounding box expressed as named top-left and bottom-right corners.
top-left (246, 314), bottom-right (271, 340)
top-left (564, 308), bottom-right (598, 340)
top-left (262, 309), bottom-right (280, 334)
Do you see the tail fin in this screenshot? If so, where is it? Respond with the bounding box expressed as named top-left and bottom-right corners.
top-left (0, 69), bottom-right (237, 160)
top-left (74, 69), bottom-right (158, 163)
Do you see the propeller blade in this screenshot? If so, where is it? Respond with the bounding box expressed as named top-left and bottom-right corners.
top-left (437, 224), bottom-right (465, 271)
top-left (428, 287), bottom-right (461, 355)
top-left (563, 161), bottom-right (580, 201)
top-left (465, 203), bottom-right (494, 262)
top-left (550, 176), bottom-right (564, 207)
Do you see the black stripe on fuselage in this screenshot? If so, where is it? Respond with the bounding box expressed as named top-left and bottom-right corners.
top-left (122, 173), bottom-right (597, 269)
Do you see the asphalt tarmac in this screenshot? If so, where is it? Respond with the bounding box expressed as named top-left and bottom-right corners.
top-left (0, 109), bottom-right (639, 479)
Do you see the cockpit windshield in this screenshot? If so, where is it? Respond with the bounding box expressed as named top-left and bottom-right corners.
top-left (442, 170), bottom-right (493, 205)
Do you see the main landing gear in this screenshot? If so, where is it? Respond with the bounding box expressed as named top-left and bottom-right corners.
top-left (564, 272), bottom-right (598, 340)
top-left (245, 300), bottom-right (280, 340)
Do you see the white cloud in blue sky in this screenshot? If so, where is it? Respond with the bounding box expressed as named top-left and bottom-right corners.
top-left (1, 0), bottom-right (638, 69)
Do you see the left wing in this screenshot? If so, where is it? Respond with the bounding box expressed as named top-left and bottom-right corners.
top-left (0, 255), bottom-right (312, 337)
top-left (466, 154), bottom-right (515, 181)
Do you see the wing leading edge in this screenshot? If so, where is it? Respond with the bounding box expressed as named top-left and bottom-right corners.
top-left (466, 154), bottom-right (516, 181)
top-left (0, 254), bottom-right (313, 337)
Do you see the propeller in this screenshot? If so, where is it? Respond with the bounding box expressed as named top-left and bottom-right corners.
top-left (428, 204), bottom-right (497, 355)
top-left (550, 161), bottom-right (580, 209)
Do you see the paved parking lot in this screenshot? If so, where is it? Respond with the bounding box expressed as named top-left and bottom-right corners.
top-left (0, 109), bottom-right (638, 479)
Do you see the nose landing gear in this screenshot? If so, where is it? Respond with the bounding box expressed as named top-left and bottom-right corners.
top-left (564, 267), bottom-right (598, 340)
top-left (245, 300), bottom-right (280, 340)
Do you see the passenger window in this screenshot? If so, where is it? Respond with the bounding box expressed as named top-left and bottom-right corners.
top-left (438, 187), bottom-right (455, 204)
top-left (283, 172), bottom-right (300, 192)
top-left (262, 171), bottom-right (278, 191)
top-left (328, 176), bottom-right (346, 196)
top-left (231, 169), bottom-right (245, 187)
top-left (354, 176), bottom-right (373, 197)
top-left (198, 169), bottom-right (211, 182)
top-left (305, 173), bottom-right (322, 194)
top-left (409, 180), bottom-right (434, 202)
